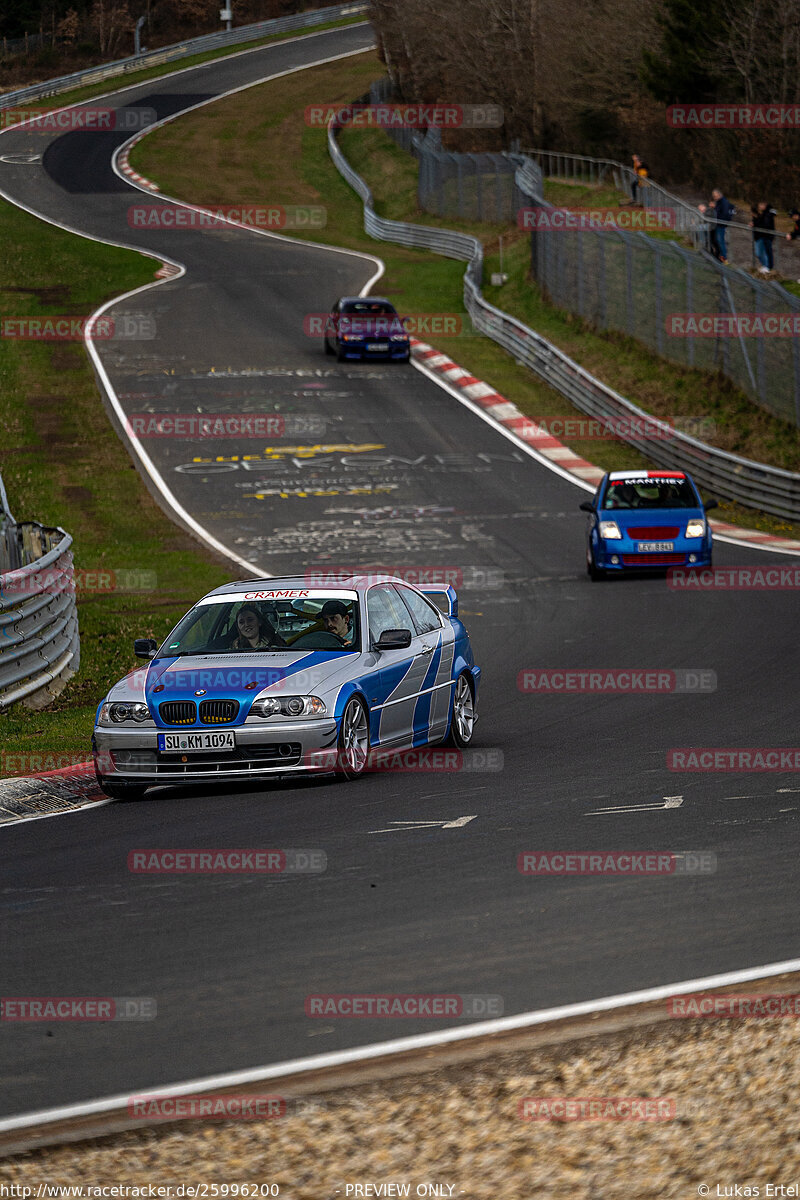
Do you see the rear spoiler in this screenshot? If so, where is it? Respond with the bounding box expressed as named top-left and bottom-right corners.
top-left (419, 584), bottom-right (458, 618)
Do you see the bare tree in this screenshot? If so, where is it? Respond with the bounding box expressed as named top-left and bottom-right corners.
top-left (90, 0), bottom-right (134, 56)
top-left (717, 0), bottom-right (800, 104)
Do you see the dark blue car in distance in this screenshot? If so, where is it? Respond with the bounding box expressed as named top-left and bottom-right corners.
top-left (324, 296), bottom-right (411, 362)
top-left (580, 469), bottom-right (717, 579)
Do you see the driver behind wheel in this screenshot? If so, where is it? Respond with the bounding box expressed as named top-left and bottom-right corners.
top-left (320, 599), bottom-right (357, 648)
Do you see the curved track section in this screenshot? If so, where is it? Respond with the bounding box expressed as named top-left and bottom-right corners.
top-left (0, 25), bottom-right (797, 1117)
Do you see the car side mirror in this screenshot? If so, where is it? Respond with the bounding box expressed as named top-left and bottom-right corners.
top-left (703, 498), bottom-right (719, 511)
top-left (579, 501), bottom-right (596, 513)
top-left (134, 638), bottom-right (158, 659)
top-left (374, 628), bottom-right (412, 651)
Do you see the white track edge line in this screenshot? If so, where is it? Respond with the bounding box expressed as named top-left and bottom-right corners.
top-left (412, 360), bottom-right (800, 558)
top-left (0, 39), bottom-right (388, 827)
top-left (109, 46), bottom-right (385, 291)
top-left (5, 33), bottom-right (796, 559)
top-left (411, 357), bottom-right (596, 492)
top-left (0, 42), bottom-right (384, 579)
top-left (704, 530), bottom-right (800, 556)
top-left (0, 796), bottom-right (116, 828)
top-left (85, 280), bottom-right (269, 576)
top-left (2, 955), bottom-right (799, 1133)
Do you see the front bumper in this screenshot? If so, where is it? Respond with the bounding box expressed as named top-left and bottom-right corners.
top-left (593, 538), bottom-right (712, 571)
top-left (93, 719), bottom-right (340, 785)
top-left (337, 340), bottom-right (410, 360)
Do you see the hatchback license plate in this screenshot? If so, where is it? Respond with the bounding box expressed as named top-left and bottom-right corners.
top-left (158, 731), bottom-right (235, 752)
top-left (638, 541), bottom-right (674, 552)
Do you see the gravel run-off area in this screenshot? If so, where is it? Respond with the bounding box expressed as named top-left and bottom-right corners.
top-left (2, 1014), bottom-right (799, 1198)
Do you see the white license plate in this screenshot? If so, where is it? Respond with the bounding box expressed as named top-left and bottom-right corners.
top-left (367, 343), bottom-right (389, 352)
top-left (638, 541), bottom-right (674, 552)
top-left (158, 731), bottom-right (235, 753)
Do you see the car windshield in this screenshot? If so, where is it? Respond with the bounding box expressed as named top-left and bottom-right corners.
top-left (158, 596), bottom-right (360, 656)
top-left (603, 476), bottom-right (698, 510)
top-left (341, 301), bottom-right (396, 314)
top-left (338, 301), bottom-right (405, 337)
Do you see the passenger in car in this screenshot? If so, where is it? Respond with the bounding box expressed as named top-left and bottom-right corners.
top-left (231, 605), bottom-right (286, 650)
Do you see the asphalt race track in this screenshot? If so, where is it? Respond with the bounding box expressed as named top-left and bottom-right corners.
top-left (0, 23), bottom-right (798, 1117)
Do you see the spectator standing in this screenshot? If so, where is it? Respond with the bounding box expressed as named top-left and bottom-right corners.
top-left (786, 207), bottom-right (800, 241)
top-left (698, 188), bottom-right (736, 263)
top-left (630, 153), bottom-right (649, 204)
top-left (751, 201), bottom-right (778, 272)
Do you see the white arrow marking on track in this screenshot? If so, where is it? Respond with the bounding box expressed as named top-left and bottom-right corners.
top-left (585, 796), bottom-right (684, 815)
top-left (368, 816), bottom-right (477, 834)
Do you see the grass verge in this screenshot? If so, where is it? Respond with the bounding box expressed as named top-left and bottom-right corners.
top-left (131, 51), bottom-right (800, 541)
top-left (0, 199), bottom-right (230, 757)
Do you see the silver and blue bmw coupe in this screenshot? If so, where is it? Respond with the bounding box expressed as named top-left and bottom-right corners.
top-left (93, 575), bottom-right (480, 799)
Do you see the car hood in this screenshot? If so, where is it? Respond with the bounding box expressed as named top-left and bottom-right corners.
top-left (108, 650), bottom-right (359, 705)
top-left (598, 506), bottom-right (704, 534)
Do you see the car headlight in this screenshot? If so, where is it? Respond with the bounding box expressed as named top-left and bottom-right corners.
top-left (250, 696), bottom-right (327, 718)
top-left (99, 701), bottom-right (153, 724)
top-left (598, 521), bottom-right (622, 540)
top-left (685, 519), bottom-right (706, 538)
top-left (390, 335), bottom-right (408, 342)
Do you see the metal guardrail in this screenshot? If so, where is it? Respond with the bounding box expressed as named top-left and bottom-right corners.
top-left (330, 122), bottom-right (484, 286)
top-left (526, 149), bottom-right (706, 236)
top-left (329, 118), bottom-right (800, 522)
top-left (0, 475), bottom-right (21, 574)
top-left (0, 520), bottom-right (80, 711)
top-left (0, 3), bottom-right (368, 110)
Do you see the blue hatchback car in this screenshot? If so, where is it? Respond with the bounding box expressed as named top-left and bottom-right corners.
top-left (580, 470), bottom-right (717, 579)
top-left (324, 297), bottom-right (411, 362)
